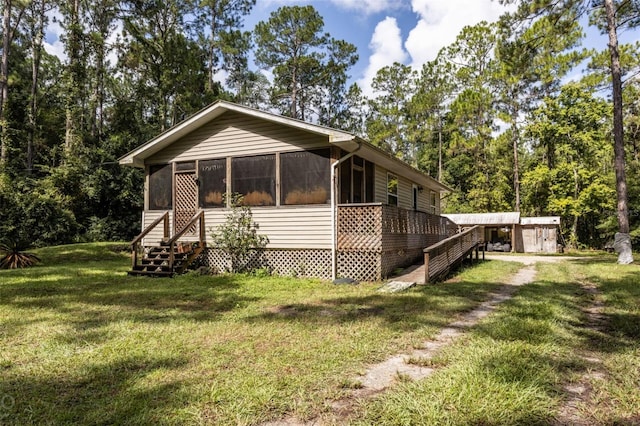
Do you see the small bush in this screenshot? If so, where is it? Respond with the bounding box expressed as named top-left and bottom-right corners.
top-left (211, 194), bottom-right (269, 273)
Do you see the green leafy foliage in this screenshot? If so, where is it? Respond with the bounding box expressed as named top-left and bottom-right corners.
top-left (254, 5), bottom-right (357, 122)
top-left (0, 175), bottom-right (78, 249)
top-left (211, 195), bottom-right (269, 273)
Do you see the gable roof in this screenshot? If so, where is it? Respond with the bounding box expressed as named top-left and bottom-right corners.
top-left (118, 100), bottom-right (451, 192)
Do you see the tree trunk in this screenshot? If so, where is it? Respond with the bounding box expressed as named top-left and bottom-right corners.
top-left (512, 104), bottom-right (520, 212)
top-left (64, 0), bottom-right (82, 154)
top-left (437, 117), bottom-right (443, 182)
top-left (603, 0), bottom-right (633, 264)
top-left (27, 0), bottom-right (45, 174)
top-left (291, 66), bottom-right (298, 119)
top-left (0, 0), bottom-right (12, 166)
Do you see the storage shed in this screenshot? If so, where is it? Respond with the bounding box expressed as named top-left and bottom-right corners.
top-left (443, 213), bottom-right (562, 254)
top-left (515, 216), bottom-right (561, 253)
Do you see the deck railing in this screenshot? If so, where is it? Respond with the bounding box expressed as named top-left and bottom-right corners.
top-left (165, 211), bottom-right (206, 271)
top-left (129, 211), bottom-right (205, 274)
top-left (130, 212), bottom-right (170, 271)
top-left (337, 204), bottom-right (457, 280)
top-left (423, 225), bottom-right (481, 283)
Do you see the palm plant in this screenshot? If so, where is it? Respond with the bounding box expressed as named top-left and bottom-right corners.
top-left (0, 241), bottom-right (40, 269)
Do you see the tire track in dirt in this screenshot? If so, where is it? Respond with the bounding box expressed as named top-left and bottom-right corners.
top-left (553, 275), bottom-right (608, 426)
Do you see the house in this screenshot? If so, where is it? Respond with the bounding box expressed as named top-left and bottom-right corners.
top-left (442, 212), bottom-right (561, 254)
top-left (119, 101), bottom-right (453, 281)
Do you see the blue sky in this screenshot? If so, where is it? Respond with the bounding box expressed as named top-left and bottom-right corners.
top-left (44, 0), bottom-right (640, 97)
top-left (246, 0), bottom-right (510, 95)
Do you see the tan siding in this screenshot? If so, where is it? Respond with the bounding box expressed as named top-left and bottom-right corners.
top-left (141, 210), bottom-right (173, 246)
top-left (204, 205), bottom-right (332, 249)
top-left (375, 166), bottom-right (388, 203)
top-left (417, 188), bottom-right (429, 212)
top-left (374, 166), bottom-right (422, 209)
top-left (148, 111), bottom-right (328, 163)
top-left (397, 176), bottom-right (412, 209)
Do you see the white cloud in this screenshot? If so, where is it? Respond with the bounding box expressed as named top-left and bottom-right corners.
top-left (43, 7), bottom-right (122, 67)
top-left (44, 8), bottom-right (66, 61)
top-left (358, 16), bottom-right (408, 97)
top-left (405, 0), bottom-right (510, 68)
top-left (329, 0), bottom-right (403, 15)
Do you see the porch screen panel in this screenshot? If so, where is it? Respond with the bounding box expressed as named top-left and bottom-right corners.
top-left (148, 164), bottom-right (173, 210)
top-left (232, 155), bottom-right (276, 206)
top-left (199, 158), bottom-right (226, 208)
top-left (281, 149), bottom-right (330, 205)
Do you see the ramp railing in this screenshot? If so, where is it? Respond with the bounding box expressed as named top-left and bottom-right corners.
top-left (423, 225), bottom-right (481, 283)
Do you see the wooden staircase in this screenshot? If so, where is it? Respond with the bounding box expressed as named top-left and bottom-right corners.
top-left (128, 211), bottom-right (206, 277)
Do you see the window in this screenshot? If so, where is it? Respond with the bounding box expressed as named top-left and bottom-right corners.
top-left (430, 191), bottom-right (437, 214)
top-left (387, 173), bottom-right (398, 206)
top-left (232, 155), bottom-right (276, 206)
top-left (199, 158), bottom-right (226, 208)
top-left (148, 164), bottom-right (173, 210)
top-left (281, 149), bottom-right (330, 205)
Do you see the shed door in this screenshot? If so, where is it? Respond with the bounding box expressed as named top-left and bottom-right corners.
top-left (174, 165), bottom-right (198, 235)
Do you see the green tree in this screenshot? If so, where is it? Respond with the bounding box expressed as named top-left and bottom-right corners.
top-left (495, 13), bottom-right (586, 211)
top-left (410, 58), bottom-right (455, 180)
top-left (499, 0), bottom-right (637, 262)
top-left (119, 0), bottom-right (209, 132)
top-left (195, 0), bottom-right (255, 94)
top-left (366, 62), bottom-right (417, 163)
top-left (0, 0), bottom-right (26, 168)
top-left (441, 22), bottom-right (502, 212)
top-left (523, 83), bottom-right (614, 247)
top-left (254, 5), bottom-right (357, 121)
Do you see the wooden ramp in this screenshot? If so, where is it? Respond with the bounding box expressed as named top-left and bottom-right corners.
top-left (423, 225), bottom-right (482, 283)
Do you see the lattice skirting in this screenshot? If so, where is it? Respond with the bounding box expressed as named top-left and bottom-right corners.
top-left (204, 248), bottom-right (332, 279)
top-left (202, 247), bottom-right (422, 282)
top-left (337, 251), bottom-right (381, 282)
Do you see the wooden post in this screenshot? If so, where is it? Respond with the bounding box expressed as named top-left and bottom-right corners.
top-left (199, 212), bottom-right (205, 243)
top-left (163, 213), bottom-right (169, 241)
top-left (131, 244), bottom-right (137, 270)
top-left (169, 242), bottom-right (175, 273)
top-left (424, 251), bottom-right (430, 284)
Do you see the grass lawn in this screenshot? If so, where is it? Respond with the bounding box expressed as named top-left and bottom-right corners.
top-left (354, 258), bottom-right (640, 425)
top-left (0, 243), bottom-right (518, 425)
top-left (1, 244), bottom-right (638, 425)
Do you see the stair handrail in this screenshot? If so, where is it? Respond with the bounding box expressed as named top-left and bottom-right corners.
top-left (130, 211), bottom-right (170, 270)
top-left (166, 211), bottom-right (206, 271)
top-left (423, 225), bottom-right (480, 283)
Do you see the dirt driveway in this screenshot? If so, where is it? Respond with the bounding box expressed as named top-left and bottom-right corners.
top-left (483, 253), bottom-right (588, 265)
